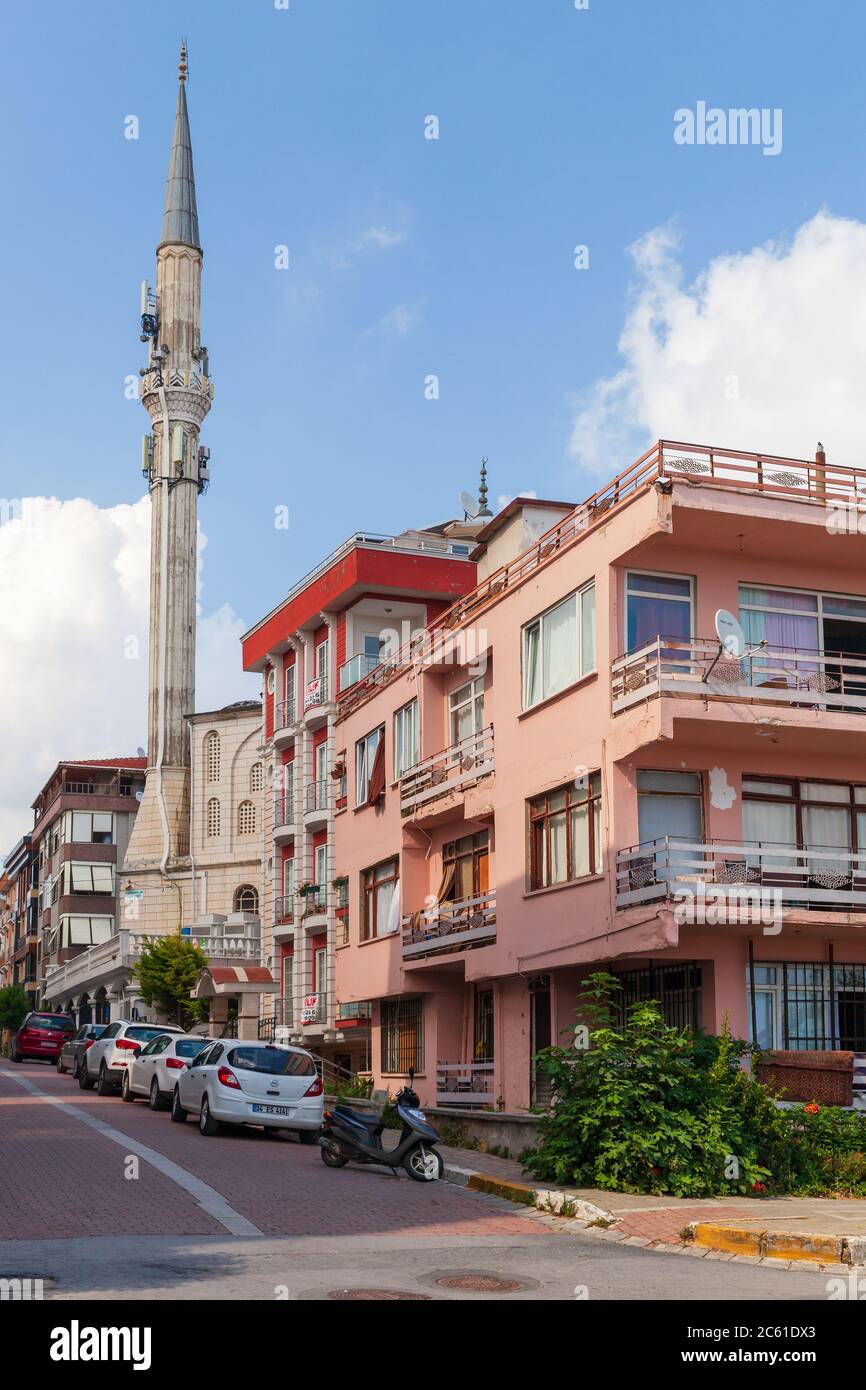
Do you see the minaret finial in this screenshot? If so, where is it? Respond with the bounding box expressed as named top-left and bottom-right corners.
top-left (478, 458), bottom-right (493, 517)
top-left (179, 40), bottom-right (188, 83)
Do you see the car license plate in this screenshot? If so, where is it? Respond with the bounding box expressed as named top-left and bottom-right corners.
top-left (40, 1041), bottom-right (54, 1048)
top-left (252, 1103), bottom-right (293, 1116)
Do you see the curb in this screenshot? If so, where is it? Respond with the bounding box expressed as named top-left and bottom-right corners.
top-left (690, 1222), bottom-right (866, 1267)
top-left (443, 1163), bottom-right (866, 1270)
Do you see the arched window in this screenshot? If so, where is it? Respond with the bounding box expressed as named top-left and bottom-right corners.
top-left (234, 884), bottom-right (259, 914)
top-left (250, 762), bottom-right (263, 792)
top-left (206, 797), bottom-right (220, 837)
top-left (205, 731), bottom-right (220, 783)
top-left (238, 800), bottom-right (256, 836)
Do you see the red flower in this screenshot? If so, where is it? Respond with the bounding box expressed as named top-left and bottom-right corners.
top-left (804, 1103), bottom-right (820, 1115)
top-left (751, 1181), bottom-right (766, 1193)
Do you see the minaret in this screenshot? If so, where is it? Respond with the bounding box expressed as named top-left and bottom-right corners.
top-left (123, 45), bottom-right (213, 907)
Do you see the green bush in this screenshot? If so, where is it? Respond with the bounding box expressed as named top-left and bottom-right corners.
top-left (524, 972), bottom-right (789, 1197)
top-left (0, 984), bottom-right (30, 1036)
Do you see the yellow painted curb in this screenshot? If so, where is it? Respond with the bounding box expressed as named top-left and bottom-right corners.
top-left (466, 1173), bottom-right (536, 1205)
top-left (692, 1222), bottom-right (846, 1263)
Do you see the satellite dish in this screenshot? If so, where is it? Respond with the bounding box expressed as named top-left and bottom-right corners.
top-left (715, 609), bottom-right (745, 658)
top-left (459, 491), bottom-right (479, 520)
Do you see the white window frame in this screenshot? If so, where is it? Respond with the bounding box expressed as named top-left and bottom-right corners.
top-left (68, 862), bottom-right (115, 895)
top-left (522, 580), bottom-right (596, 711)
top-left (314, 843), bottom-right (328, 892)
top-left (355, 726), bottom-right (383, 805)
top-left (449, 678), bottom-right (484, 744)
top-left (64, 811), bottom-right (114, 845)
top-left (394, 699), bottom-right (419, 779)
top-left (60, 915), bottom-right (114, 948)
top-left (282, 857), bottom-right (295, 899)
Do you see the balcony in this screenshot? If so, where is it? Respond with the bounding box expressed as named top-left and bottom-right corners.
top-left (273, 895), bottom-right (294, 926)
top-left (339, 652), bottom-right (379, 692)
top-left (41, 924), bottom-right (261, 1004)
top-left (273, 789), bottom-right (296, 838)
top-left (336, 999), bottom-right (372, 1023)
top-left (335, 903), bottom-right (349, 946)
top-left (616, 837), bottom-right (866, 914)
top-left (304, 779), bottom-right (331, 825)
top-left (436, 1060), bottom-right (495, 1107)
top-left (304, 674), bottom-right (329, 712)
top-left (273, 695), bottom-right (297, 740)
top-left (400, 726), bottom-right (495, 818)
top-left (402, 891), bottom-right (497, 961)
top-left (298, 887), bottom-right (327, 919)
top-left (612, 638), bottom-right (866, 717)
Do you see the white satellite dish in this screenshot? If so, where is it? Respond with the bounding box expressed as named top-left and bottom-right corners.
top-left (459, 491), bottom-right (479, 520)
top-left (714, 609), bottom-right (745, 659)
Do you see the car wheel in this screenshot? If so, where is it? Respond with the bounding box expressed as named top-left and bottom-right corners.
top-left (170, 1087), bottom-right (187, 1123)
top-left (297, 1129), bottom-right (319, 1146)
top-left (199, 1095), bottom-right (220, 1136)
top-left (78, 1061), bottom-right (95, 1090)
top-left (403, 1144), bottom-right (443, 1182)
top-left (56, 1056), bottom-right (65, 1073)
top-left (10, 1049), bottom-right (21, 1064)
top-left (149, 1078), bottom-right (167, 1112)
top-left (121, 1072), bottom-right (135, 1102)
top-left (96, 1064), bottom-right (115, 1097)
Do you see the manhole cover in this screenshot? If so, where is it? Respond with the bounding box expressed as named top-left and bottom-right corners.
top-left (435, 1274), bottom-right (525, 1293)
top-left (327, 1289), bottom-right (433, 1301)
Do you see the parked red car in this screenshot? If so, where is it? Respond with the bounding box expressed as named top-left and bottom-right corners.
top-left (10, 1011), bottom-right (76, 1064)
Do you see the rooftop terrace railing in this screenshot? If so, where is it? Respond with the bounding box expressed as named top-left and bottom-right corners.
top-left (338, 440), bottom-right (866, 722)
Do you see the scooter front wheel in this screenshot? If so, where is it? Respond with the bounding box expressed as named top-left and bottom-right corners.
top-left (320, 1140), bottom-right (349, 1168)
top-left (404, 1144), bottom-right (444, 1182)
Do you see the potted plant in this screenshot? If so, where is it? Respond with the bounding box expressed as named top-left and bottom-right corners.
top-left (330, 760), bottom-right (346, 780)
top-left (296, 881), bottom-right (319, 898)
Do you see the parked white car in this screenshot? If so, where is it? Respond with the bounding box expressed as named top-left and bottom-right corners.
top-left (121, 1034), bottom-right (215, 1110)
top-left (79, 1020), bottom-right (187, 1095)
top-left (170, 1039), bottom-right (324, 1140)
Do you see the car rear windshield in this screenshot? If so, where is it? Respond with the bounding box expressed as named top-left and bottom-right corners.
top-left (227, 1046), bottom-right (317, 1076)
top-left (124, 1026), bottom-right (177, 1043)
top-left (27, 1016), bottom-right (74, 1032)
top-left (88, 1026), bottom-right (107, 1038)
top-left (175, 1039), bottom-right (209, 1058)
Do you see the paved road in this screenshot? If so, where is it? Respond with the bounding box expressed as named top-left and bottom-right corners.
top-left (0, 1061), bottom-right (842, 1301)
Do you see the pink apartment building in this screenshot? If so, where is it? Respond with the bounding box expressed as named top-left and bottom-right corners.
top-left (333, 440), bottom-right (866, 1112)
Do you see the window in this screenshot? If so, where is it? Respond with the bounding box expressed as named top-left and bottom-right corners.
top-left (205, 731), bottom-right (220, 783)
top-left (474, 989), bottom-right (494, 1061)
top-left (742, 777), bottom-right (866, 873)
top-left (381, 998), bottom-right (423, 1073)
top-left (746, 962), bottom-right (866, 1052)
top-left (637, 770), bottom-right (704, 844)
top-left (529, 775), bottom-right (601, 890)
top-left (362, 858), bottom-right (399, 940)
top-left (314, 844), bottom-right (328, 899)
top-left (282, 857), bottom-right (295, 899)
top-left (523, 582), bottom-right (596, 709)
top-left (65, 811), bottom-right (113, 845)
top-left (394, 699), bottom-right (419, 779)
top-left (228, 1046), bottom-right (316, 1076)
top-left (355, 726), bottom-right (383, 804)
top-left (68, 862), bottom-right (114, 895)
top-left (233, 884), bottom-right (259, 914)
top-left (206, 798), bottom-right (220, 838)
top-left (442, 832), bottom-right (489, 901)
top-left (625, 572), bottom-right (692, 652)
top-left (449, 679), bottom-right (484, 744)
top-left (60, 916), bottom-right (114, 948)
top-left (250, 762), bottom-right (263, 792)
top-left (238, 801), bottom-right (256, 835)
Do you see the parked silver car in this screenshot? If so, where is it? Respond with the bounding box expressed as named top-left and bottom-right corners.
top-left (170, 1040), bottom-right (324, 1139)
top-left (57, 1023), bottom-right (106, 1077)
top-left (79, 1020), bottom-right (186, 1094)
top-left (122, 1034), bottom-right (215, 1110)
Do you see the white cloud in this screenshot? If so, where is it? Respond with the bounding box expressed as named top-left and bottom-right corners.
top-left (320, 222), bottom-right (408, 271)
top-left (497, 489), bottom-right (538, 510)
top-left (0, 496), bottom-right (256, 854)
top-left (365, 302), bottom-right (421, 338)
top-left (570, 211), bottom-right (866, 475)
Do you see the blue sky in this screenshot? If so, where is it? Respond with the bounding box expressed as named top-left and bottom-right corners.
top-left (2, 0), bottom-right (866, 636)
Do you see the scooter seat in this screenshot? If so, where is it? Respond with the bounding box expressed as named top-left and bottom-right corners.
top-left (333, 1105), bottom-right (384, 1132)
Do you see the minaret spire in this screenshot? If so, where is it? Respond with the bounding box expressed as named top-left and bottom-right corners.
top-left (160, 41), bottom-right (200, 251)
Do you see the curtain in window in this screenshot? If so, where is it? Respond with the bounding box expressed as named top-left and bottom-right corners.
top-left (548, 811), bottom-right (567, 884)
top-left (367, 735), bottom-right (386, 805)
top-left (380, 877), bottom-right (400, 935)
top-left (570, 801), bottom-right (590, 878)
top-left (543, 598), bottom-right (577, 698)
top-left (801, 805), bottom-right (851, 873)
top-left (627, 595), bottom-right (690, 650)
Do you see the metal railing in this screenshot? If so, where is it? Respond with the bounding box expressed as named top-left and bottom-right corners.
top-left (335, 905), bottom-right (349, 946)
top-left (400, 725), bottom-right (494, 816)
top-left (274, 695), bottom-right (297, 731)
top-left (339, 652), bottom-right (380, 691)
top-left (612, 637), bottom-right (866, 715)
top-left (402, 891), bottom-right (497, 960)
top-left (616, 837), bottom-right (866, 912)
top-left (304, 675), bottom-right (329, 710)
top-left (338, 439), bottom-right (866, 723)
top-left (436, 1060), bottom-right (495, 1107)
top-left (305, 780), bottom-right (331, 814)
top-left (273, 790), bottom-right (296, 828)
top-left (273, 896), bottom-right (294, 925)
top-left (298, 888), bottom-right (327, 916)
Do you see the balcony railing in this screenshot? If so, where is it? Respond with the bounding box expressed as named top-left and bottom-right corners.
top-left (273, 790), bottom-right (296, 829)
top-left (339, 652), bottom-right (380, 692)
top-left (305, 780), bottom-right (331, 814)
top-left (616, 837), bottom-right (866, 912)
top-left (274, 695), bottom-right (297, 731)
top-left (336, 999), bottom-right (372, 1022)
top-left (436, 1060), bottom-right (495, 1107)
top-left (274, 896), bottom-right (294, 925)
top-left (402, 891), bottom-right (496, 960)
top-left (298, 888), bottom-right (327, 917)
top-left (400, 725), bottom-right (494, 816)
top-left (612, 638), bottom-right (866, 716)
top-left (41, 926), bottom-right (261, 1002)
top-left (304, 675), bottom-right (329, 711)
top-left (339, 439), bottom-right (866, 723)
top-left (57, 780), bottom-right (139, 797)
top-left (335, 904), bottom-right (349, 946)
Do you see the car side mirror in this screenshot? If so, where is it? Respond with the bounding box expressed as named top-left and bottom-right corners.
top-left (132, 1045), bottom-right (142, 1057)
